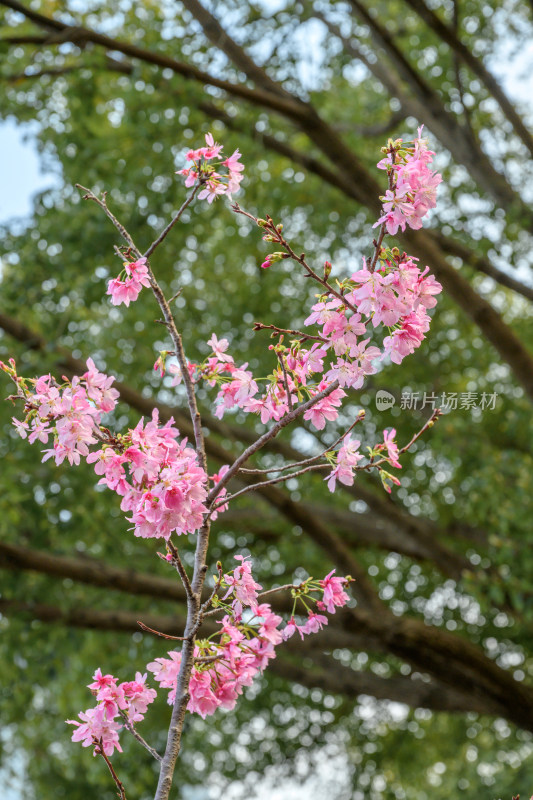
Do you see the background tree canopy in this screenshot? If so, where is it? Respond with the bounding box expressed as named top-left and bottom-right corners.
top-left (1, 1), bottom-right (533, 798)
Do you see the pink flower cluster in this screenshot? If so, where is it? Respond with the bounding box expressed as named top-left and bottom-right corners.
top-left (147, 557), bottom-right (351, 719)
top-left (177, 132), bottom-right (244, 203)
top-left (198, 335), bottom-right (346, 426)
top-left (107, 257), bottom-right (151, 307)
top-left (10, 361), bottom-right (209, 539)
top-left (195, 250), bottom-right (440, 431)
top-left (87, 409), bottom-right (208, 539)
top-left (12, 358), bottom-right (119, 466)
top-left (325, 427), bottom-right (404, 493)
top-left (326, 433), bottom-right (363, 492)
top-left (67, 669), bottom-right (157, 757)
top-left (375, 127), bottom-right (442, 235)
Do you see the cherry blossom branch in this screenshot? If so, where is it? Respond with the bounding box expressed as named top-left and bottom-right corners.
top-left (369, 148), bottom-right (396, 272)
top-left (194, 655), bottom-right (221, 664)
top-left (356, 408), bottom-right (442, 474)
top-left (224, 410), bottom-right (441, 507)
top-left (143, 184), bottom-right (200, 259)
top-left (137, 621), bottom-right (187, 640)
top-left (93, 737), bottom-right (127, 800)
top-left (212, 463), bottom-right (330, 510)
top-left (238, 413), bottom-right (365, 475)
top-left (397, 407), bottom-right (442, 454)
top-left (232, 204), bottom-right (358, 313)
top-left (205, 379), bottom-right (341, 506)
top-left (202, 581), bottom-right (304, 618)
top-left (369, 223), bottom-right (387, 273)
top-left (199, 562), bottom-right (224, 616)
top-left (119, 712), bottom-right (163, 763)
top-left (161, 542), bottom-right (193, 600)
top-left (256, 583), bottom-right (302, 600)
top-left (252, 321), bottom-right (326, 343)
top-left (276, 351), bottom-right (294, 412)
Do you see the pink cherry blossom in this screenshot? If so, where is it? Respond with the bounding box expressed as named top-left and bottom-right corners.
top-left (319, 570), bottom-right (350, 614)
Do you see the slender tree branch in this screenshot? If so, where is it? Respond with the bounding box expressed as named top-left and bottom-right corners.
top-left (253, 321), bottom-right (326, 343)
top-left (276, 351), bottom-right (294, 412)
top-left (164, 542), bottom-right (193, 600)
top-left (402, 0), bottom-right (533, 159)
top-left (94, 738), bottom-right (127, 800)
top-left (143, 185), bottom-right (200, 259)
top-left (214, 462), bottom-right (330, 508)
top-left (137, 622), bottom-right (187, 640)
top-left (119, 713), bottom-right (163, 763)
top-left (205, 378), bottom-right (341, 506)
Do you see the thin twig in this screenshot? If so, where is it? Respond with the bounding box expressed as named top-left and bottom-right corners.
top-left (257, 582), bottom-right (301, 599)
top-left (199, 562), bottom-right (224, 616)
top-left (119, 712), bottom-right (163, 762)
top-left (369, 222), bottom-right (387, 272)
top-left (212, 462), bottom-right (329, 510)
top-left (253, 321), bottom-right (326, 343)
top-left (205, 379), bottom-right (340, 507)
top-left (369, 149), bottom-right (395, 273)
top-left (93, 737), bottom-right (127, 800)
top-left (143, 185), bottom-right (200, 259)
top-left (233, 204), bottom-right (358, 314)
top-left (194, 655), bottom-right (221, 664)
top-left (137, 621), bottom-right (186, 640)
top-left (398, 407), bottom-right (442, 455)
top-left (165, 541), bottom-right (193, 599)
top-left (238, 412), bottom-right (365, 475)
top-left (76, 186), bottom-right (140, 256)
top-left (356, 408), bottom-right (442, 473)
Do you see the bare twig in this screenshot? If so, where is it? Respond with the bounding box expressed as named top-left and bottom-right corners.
top-left (143, 185), bottom-right (200, 259)
top-left (233, 204), bottom-right (359, 313)
top-left (93, 737), bottom-right (127, 800)
top-left (239, 412), bottom-right (365, 475)
top-left (137, 621), bottom-right (186, 640)
top-left (76, 186), bottom-right (140, 256)
top-left (212, 462), bottom-right (330, 510)
top-left (119, 713), bottom-right (163, 763)
top-left (164, 541), bottom-right (193, 599)
top-left (253, 321), bottom-right (326, 343)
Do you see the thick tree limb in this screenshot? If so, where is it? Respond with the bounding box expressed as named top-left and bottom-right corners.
top-left (402, 0), bottom-right (533, 159)
top-left (276, 653), bottom-right (494, 716)
top-left (0, 0), bottom-right (307, 122)
top-left (2, 597), bottom-right (532, 728)
top-left (345, 0), bottom-right (527, 215)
